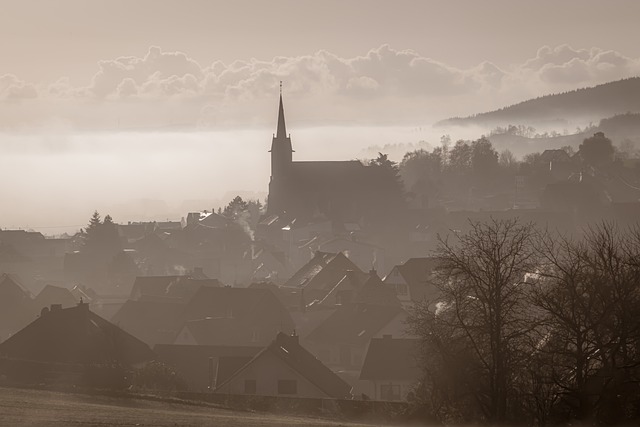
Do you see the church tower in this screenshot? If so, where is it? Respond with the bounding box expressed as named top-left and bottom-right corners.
top-left (270, 83), bottom-right (293, 179)
top-left (267, 83), bottom-right (293, 214)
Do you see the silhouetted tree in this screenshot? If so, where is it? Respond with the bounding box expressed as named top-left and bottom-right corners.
top-left (531, 223), bottom-right (640, 423)
top-left (409, 218), bottom-right (541, 424)
top-left (368, 153), bottom-right (406, 217)
top-left (223, 196), bottom-right (248, 219)
top-left (471, 137), bottom-right (499, 184)
top-left (579, 132), bottom-right (614, 168)
top-left (448, 140), bottom-right (472, 174)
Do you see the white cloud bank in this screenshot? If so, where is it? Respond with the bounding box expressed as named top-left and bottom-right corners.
top-left (1, 44), bottom-right (640, 130)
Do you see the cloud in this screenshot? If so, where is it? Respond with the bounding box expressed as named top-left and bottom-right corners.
top-left (88, 46), bottom-right (204, 99)
top-left (521, 44), bottom-right (640, 87)
top-left (2, 44), bottom-right (640, 129)
top-left (0, 74), bottom-right (38, 101)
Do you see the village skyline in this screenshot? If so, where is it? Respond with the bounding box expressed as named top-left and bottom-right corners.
top-left (3, 2), bottom-right (640, 425)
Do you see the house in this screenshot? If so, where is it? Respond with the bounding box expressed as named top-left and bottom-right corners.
top-left (247, 244), bottom-right (290, 284)
top-left (383, 257), bottom-right (441, 306)
top-left (318, 236), bottom-right (387, 277)
top-left (0, 302), bottom-right (154, 365)
top-left (154, 344), bottom-right (261, 391)
top-left (116, 222), bottom-right (156, 243)
top-left (0, 273), bottom-right (34, 342)
top-left (192, 211), bottom-right (233, 228)
top-left (215, 332), bottom-right (352, 399)
top-left (311, 269), bottom-right (399, 309)
top-left (304, 303), bottom-right (410, 372)
top-left (0, 302), bottom-right (154, 386)
top-left (173, 287), bottom-right (295, 347)
top-left (129, 274), bottom-right (221, 302)
top-left (281, 251), bottom-right (364, 309)
top-left (111, 300), bottom-right (187, 347)
top-left (360, 336), bottom-right (421, 401)
top-left (34, 284), bottom-right (78, 310)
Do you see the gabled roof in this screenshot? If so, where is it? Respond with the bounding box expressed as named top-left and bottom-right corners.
top-left (181, 317), bottom-right (261, 346)
top-left (360, 337), bottom-right (421, 382)
top-left (0, 273), bottom-right (35, 338)
top-left (0, 230), bottom-right (46, 245)
top-left (130, 275), bottom-right (222, 302)
top-left (34, 285), bottom-right (78, 310)
top-left (111, 300), bottom-right (186, 346)
top-left (0, 303), bottom-right (154, 366)
top-left (199, 212), bottom-right (233, 228)
top-left (311, 269), bottom-right (370, 308)
top-left (306, 303), bottom-right (406, 346)
top-left (153, 343), bottom-right (260, 390)
top-left (216, 332), bottom-right (352, 399)
top-left (183, 287), bottom-right (293, 328)
top-left (355, 273), bottom-right (401, 307)
top-left (178, 287), bottom-right (296, 346)
top-left (215, 355), bottom-right (255, 386)
top-left (0, 273), bottom-right (31, 299)
top-left (386, 257), bottom-right (441, 302)
top-left (283, 251), bottom-right (363, 291)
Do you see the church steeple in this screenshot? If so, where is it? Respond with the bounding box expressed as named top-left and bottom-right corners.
top-left (268, 83), bottom-right (294, 215)
top-left (276, 81), bottom-right (287, 139)
top-left (270, 82), bottom-right (293, 182)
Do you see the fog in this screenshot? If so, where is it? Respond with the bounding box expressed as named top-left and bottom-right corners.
top-left (1, 125), bottom-right (464, 233)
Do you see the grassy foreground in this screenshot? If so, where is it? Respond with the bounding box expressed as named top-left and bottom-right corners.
top-left (0, 386), bottom-right (380, 427)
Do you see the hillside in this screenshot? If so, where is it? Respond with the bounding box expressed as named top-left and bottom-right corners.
top-left (437, 77), bottom-right (640, 128)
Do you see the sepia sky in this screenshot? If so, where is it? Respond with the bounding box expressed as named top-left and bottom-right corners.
top-left (1, 0), bottom-right (640, 129)
top-left (1, 0), bottom-right (640, 231)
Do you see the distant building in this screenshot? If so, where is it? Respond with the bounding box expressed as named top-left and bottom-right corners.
top-left (360, 336), bottom-right (421, 401)
top-left (304, 303), bottom-right (410, 372)
top-left (0, 302), bottom-right (154, 387)
top-left (173, 287), bottom-right (295, 347)
top-left (267, 91), bottom-right (396, 223)
top-left (154, 344), bottom-right (261, 391)
top-left (215, 332), bottom-right (352, 399)
top-left (0, 273), bottom-right (34, 342)
top-left (280, 251), bottom-right (364, 309)
top-left (383, 257), bottom-right (441, 307)
top-left (128, 274), bottom-right (221, 302)
top-left (34, 284), bottom-right (78, 310)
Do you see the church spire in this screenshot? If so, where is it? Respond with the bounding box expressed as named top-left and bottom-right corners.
top-left (276, 81), bottom-right (287, 139)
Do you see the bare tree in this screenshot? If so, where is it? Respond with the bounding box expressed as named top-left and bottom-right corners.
top-left (531, 223), bottom-right (640, 423)
top-left (409, 218), bottom-right (541, 424)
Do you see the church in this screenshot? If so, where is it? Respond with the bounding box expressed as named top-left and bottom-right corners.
top-left (267, 89), bottom-right (399, 223)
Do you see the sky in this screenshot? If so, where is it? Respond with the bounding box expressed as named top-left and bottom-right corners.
top-left (1, 0), bottom-right (640, 231)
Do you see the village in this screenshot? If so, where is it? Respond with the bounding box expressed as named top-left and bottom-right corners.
top-left (2, 90), bottom-right (640, 423)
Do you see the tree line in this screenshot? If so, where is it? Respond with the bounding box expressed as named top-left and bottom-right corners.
top-left (408, 219), bottom-right (640, 425)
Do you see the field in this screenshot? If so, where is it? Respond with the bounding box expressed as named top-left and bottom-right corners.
top-left (0, 386), bottom-right (381, 427)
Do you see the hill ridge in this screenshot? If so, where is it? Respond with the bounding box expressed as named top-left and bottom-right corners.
top-left (437, 77), bottom-right (640, 127)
